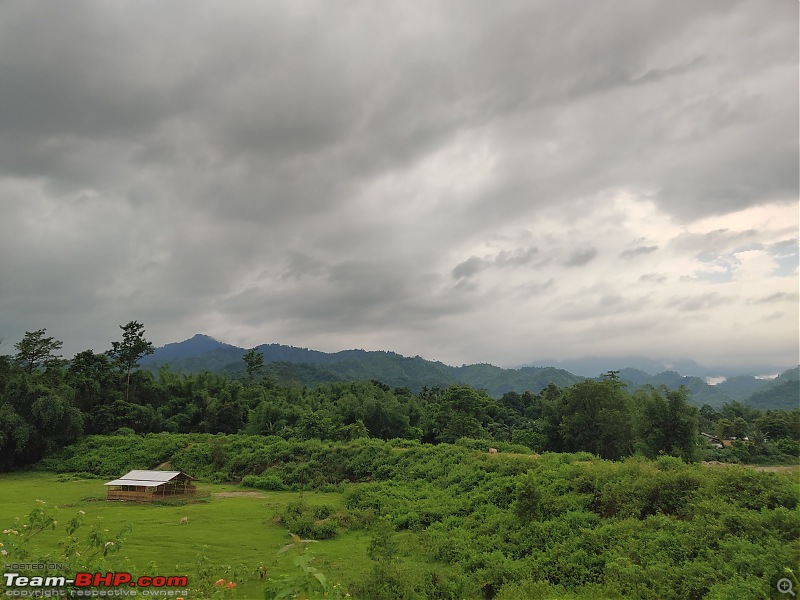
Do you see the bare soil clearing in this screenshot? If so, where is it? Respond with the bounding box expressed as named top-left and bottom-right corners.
top-left (702, 461), bottom-right (799, 473)
top-left (212, 490), bottom-right (270, 498)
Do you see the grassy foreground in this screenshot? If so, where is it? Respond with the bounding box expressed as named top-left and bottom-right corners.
top-left (0, 472), bottom-right (373, 598)
top-left (5, 436), bottom-right (800, 599)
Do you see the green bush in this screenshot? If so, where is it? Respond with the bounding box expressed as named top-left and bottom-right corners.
top-left (278, 499), bottom-right (341, 540)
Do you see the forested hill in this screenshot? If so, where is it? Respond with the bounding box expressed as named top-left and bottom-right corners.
top-left (141, 335), bottom-right (798, 408)
top-left (140, 336), bottom-right (583, 397)
top-left (744, 366), bottom-right (800, 410)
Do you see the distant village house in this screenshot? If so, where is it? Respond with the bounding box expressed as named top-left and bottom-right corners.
top-left (699, 432), bottom-right (734, 450)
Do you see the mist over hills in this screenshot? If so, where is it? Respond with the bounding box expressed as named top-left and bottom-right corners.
top-left (141, 334), bottom-right (799, 409)
top-left (531, 356), bottom-right (791, 379)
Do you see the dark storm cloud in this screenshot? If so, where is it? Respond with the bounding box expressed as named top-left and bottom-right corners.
top-left (219, 254), bottom-right (474, 339)
top-left (1, 1), bottom-right (794, 209)
top-left (0, 0), bottom-right (796, 366)
top-left (450, 0), bottom-right (797, 229)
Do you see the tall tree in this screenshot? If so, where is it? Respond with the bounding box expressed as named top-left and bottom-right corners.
top-left (432, 385), bottom-right (493, 443)
top-left (107, 321), bottom-right (154, 403)
top-left (635, 385), bottom-right (699, 462)
top-left (243, 347), bottom-right (265, 384)
top-left (558, 379), bottom-right (634, 459)
top-left (68, 350), bottom-right (117, 416)
top-left (14, 329), bottom-right (63, 375)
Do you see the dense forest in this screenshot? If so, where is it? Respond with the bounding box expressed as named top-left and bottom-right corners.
top-left (1, 324), bottom-right (798, 471)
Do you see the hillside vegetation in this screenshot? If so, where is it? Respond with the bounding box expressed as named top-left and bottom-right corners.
top-left (27, 434), bottom-right (800, 599)
top-left (139, 334), bottom-right (798, 407)
top-left (1, 325), bottom-right (798, 471)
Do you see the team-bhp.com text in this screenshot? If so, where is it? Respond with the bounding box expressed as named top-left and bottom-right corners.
top-left (3, 573), bottom-right (188, 597)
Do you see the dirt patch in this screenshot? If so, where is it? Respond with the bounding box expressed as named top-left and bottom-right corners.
top-left (750, 465), bottom-right (800, 473)
top-left (702, 461), bottom-right (799, 473)
top-left (212, 491), bottom-right (270, 498)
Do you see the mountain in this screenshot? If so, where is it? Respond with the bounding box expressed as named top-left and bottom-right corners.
top-left (715, 375), bottom-right (771, 402)
top-left (531, 356), bottom-right (721, 377)
top-left (617, 368), bottom-right (657, 386)
top-left (745, 367), bottom-right (800, 411)
top-left (142, 335), bottom-right (798, 408)
top-left (531, 355), bottom-right (793, 379)
top-left (143, 335), bottom-right (581, 396)
top-left (140, 334), bottom-right (235, 364)
top-left (614, 370), bottom-right (735, 408)
top-left (612, 368), bottom-right (799, 409)
top-left (454, 364), bottom-right (582, 396)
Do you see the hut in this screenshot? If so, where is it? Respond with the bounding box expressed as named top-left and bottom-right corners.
top-left (104, 470), bottom-right (195, 502)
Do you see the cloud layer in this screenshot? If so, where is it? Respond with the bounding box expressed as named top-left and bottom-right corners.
top-left (1, 0), bottom-right (797, 369)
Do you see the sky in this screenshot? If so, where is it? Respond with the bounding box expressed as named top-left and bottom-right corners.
top-left (1, 0), bottom-right (798, 371)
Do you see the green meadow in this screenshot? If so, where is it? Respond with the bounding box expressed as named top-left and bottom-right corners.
top-left (0, 472), bottom-right (376, 599)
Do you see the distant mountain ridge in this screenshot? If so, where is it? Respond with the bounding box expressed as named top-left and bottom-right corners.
top-left (143, 333), bottom-right (237, 362)
top-left (141, 335), bottom-right (583, 396)
top-left (141, 334), bottom-right (799, 409)
top-left (532, 356), bottom-right (793, 379)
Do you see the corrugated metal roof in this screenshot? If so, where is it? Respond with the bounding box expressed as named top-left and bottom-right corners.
top-left (104, 479), bottom-right (163, 487)
top-left (104, 470), bottom-right (192, 487)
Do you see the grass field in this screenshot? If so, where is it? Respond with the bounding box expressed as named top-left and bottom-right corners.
top-left (0, 472), bottom-right (377, 598)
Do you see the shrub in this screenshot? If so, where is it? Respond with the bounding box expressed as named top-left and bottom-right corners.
top-left (278, 499), bottom-right (341, 540)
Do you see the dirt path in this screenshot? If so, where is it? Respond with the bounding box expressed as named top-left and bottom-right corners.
top-left (211, 491), bottom-right (270, 498)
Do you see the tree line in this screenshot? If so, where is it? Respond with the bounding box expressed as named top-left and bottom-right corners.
top-left (1, 324), bottom-right (797, 470)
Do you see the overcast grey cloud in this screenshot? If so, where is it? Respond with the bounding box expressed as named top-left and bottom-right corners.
top-left (0, 0), bottom-right (797, 370)
top-left (621, 246), bottom-right (658, 260)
